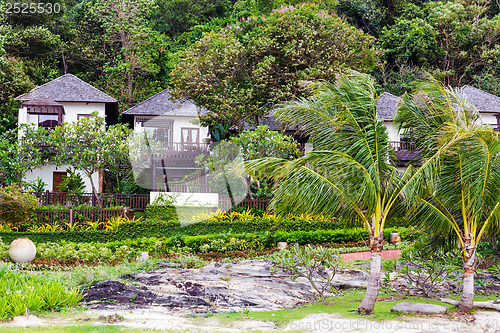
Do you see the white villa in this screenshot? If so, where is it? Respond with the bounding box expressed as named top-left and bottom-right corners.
top-left (123, 89), bottom-right (210, 190)
top-left (376, 85), bottom-right (500, 166)
top-left (14, 72), bottom-right (500, 194)
top-left (15, 74), bottom-right (118, 192)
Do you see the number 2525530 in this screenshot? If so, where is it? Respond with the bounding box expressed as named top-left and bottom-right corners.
top-left (5, 2), bottom-right (61, 14)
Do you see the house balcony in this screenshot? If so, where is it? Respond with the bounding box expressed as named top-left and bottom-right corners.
top-left (390, 141), bottom-right (421, 166)
top-left (153, 142), bottom-right (211, 155)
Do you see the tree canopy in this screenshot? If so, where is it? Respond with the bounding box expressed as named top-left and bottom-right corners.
top-left (171, 3), bottom-right (383, 129)
top-left (0, 0), bottom-right (498, 129)
top-left (49, 115), bottom-right (131, 201)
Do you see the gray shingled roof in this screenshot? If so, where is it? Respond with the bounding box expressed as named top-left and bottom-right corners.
top-left (123, 89), bottom-right (208, 116)
top-left (243, 114), bottom-right (285, 131)
top-left (15, 74), bottom-right (117, 103)
top-left (461, 85), bottom-right (500, 114)
top-left (246, 93), bottom-right (402, 130)
top-left (376, 92), bottom-right (400, 121)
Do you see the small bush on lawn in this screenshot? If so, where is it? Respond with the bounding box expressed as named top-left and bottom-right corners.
top-left (0, 184), bottom-right (40, 229)
top-left (398, 238), bottom-right (462, 297)
top-left (0, 237), bottom-right (7, 258)
top-left (0, 263), bottom-right (81, 321)
top-left (35, 237), bottom-right (171, 263)
top-left (271, 244), bottom-right (342, 302)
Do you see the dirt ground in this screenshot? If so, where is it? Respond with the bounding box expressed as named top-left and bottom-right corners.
top-left (3, 306), bottom-right (500, 332)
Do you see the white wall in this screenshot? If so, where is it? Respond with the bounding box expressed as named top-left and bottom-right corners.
top-left (62, 102), bottom-right (106, 123)
top-left (134, 115), bottom-right (210, 142)
top-left (384, 121), bottom-right (400, 142)
top-left (18, 102), bottom-right (106, 127)
top-left (24, 164), bottom-right (99, 193)
top-left (18, 102), bottom-right (106, 193)
top-left (480, 113), bottom-right (497, 129)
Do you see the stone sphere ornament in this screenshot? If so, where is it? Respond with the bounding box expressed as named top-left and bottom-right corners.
top-left (9, 238), bottom-right (37, 263)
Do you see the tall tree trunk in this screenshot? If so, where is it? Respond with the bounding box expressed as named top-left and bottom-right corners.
top-left (87, 170), bottom-right (102, 208)
top-left (459, 269), bottom-right (475, 312)
top-left (358, 232), bottom-right (384, 315)
top-left (458, 237), bottom-right (476, 312)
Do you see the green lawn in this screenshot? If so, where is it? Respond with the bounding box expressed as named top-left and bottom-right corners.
top-left (214, 288), bottom-right (499, 327)
top-left (0, 325), bottom-right (162, 333)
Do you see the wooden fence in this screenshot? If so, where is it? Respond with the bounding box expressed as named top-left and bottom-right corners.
top-left (29, 191), bottom-right (150, 211)
top-left (28, 191), bottom-right (269, 212)
top-left (29, 208), bottom-right (125, 227)
top-left (218, 196), bottom-right (269, 212)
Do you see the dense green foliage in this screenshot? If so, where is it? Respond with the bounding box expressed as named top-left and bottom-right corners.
top-left (0, 219), bottom-right (414, 246)
top-left (171, 3), bottom-right (382, 128)
top-left (0, 184), bottom-right (39, 228)
top-left (0, 263), bottom-right (81, 320)
top-left (0, 0), bottom-right (496, 127)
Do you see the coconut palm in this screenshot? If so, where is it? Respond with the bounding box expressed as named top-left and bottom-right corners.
top-left (245, 71), bottom-right (431, 314)
top-left (395, 79), bottom-right (500, 312)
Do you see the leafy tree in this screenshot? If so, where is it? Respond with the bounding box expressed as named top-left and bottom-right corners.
top-left (149, 0), bottom-right (232, 36)
top-left (0, 56), bottom-right (34, 132)
top-left (244, 71), bottom-right (435, 314)
top-left (0, 35), bottom-right (34, 132)
top-left (374, 59), bottom-right (426, 95)
top-left (95, 0), bottom-right (164, 110)
top-left (0, 184), bottom-right (40, 229)
top-left (0, 5), bottom-right (65, 86)
top-left (49, 116), bottom-right (131, 204)
top-left (381, 0), bottom-right (500, 87)
top-left (202, 125), bottom-right (299, 198)
top-left (395, 78), bottom-right (500, 312)
top-left (0, 125), bottom-right (49, 186)
top-left (335, 0), bottom-right (388, 36)
top-left (171, 3), bottom-right (383, 130)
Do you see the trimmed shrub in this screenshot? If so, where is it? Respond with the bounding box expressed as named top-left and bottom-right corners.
top-left (0, 219), bottom-right (416, 246)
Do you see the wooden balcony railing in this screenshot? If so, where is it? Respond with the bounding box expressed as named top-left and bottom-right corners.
top-left (389, 141), bottom-right (416, 151)
top-left (154, 183), bottom-right (213, 193)
top-left (390, 141), bottom-right (421, 165)
top-left (156, 142), bottom-right (211, 153)
top-left (25, 191), bottom-right (270, 218)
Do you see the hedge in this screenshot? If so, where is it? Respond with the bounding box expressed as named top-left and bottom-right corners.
top-left (181, 227), bottom-right (415, 251)
top-left (0, 226), bottom-right (416, 248)
top-left (1, 216), bottom-right (359, 244)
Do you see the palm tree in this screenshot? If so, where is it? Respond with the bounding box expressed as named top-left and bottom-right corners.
top-left (395, 78), bottom-right (500, 312)
top-left (245, 71), bottom-right (428, 314)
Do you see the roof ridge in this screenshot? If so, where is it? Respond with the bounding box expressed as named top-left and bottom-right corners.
top-left (461, 85), bottom-right (500, 100)
top-left (124, 88), bottom-right (172, 113)
top-left (15, 73), bottom-right (116, 102)
top-left (17, 74), bottom-right (68, 98)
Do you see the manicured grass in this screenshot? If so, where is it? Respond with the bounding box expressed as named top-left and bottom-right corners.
top-left (0, 263), bottom-right (81, 321)
top-left (45, 260), bottom-right (164, 290)
top-left (214, 288), bottom-right (500, 327)
top-left (0, 325), bottom-right (162, 332)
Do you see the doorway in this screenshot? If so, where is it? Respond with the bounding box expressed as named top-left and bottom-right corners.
top-left (52, 171), bottom-right (67, 192)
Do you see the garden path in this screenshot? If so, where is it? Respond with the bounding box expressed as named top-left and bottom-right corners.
top-left (341, 249), bottom-right (401, 261)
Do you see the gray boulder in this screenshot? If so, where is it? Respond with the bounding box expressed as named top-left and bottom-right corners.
top-left (391, 302), bottom-right (448, 314)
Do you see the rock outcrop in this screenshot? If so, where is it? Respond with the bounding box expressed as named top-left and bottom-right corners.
top-left (82, 259), bottom-right (369, 312)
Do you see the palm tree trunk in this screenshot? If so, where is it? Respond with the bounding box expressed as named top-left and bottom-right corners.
top-left (459, 269), bottom-right (474, 312)
top-left (358, 233), bottom-right (384, 315)
top-left (458, 239), bottom-right (476, 312)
